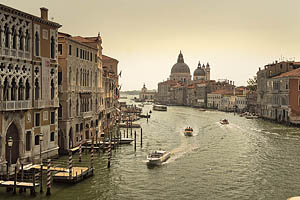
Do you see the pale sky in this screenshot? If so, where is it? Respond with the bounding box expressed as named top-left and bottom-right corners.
top-left (3, 0), bottom-right (300, 90)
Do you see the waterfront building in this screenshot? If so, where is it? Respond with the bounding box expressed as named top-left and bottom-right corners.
top-left (246, 91), bottom-right (257, 114)
top-left (0, 4), bottom-right (61, 170)
top-left (102, 54), bottom-right (119, 134)
top-left (169, 51), bottom-right (191, 84)
top-left (139, 83), bottom-right (156, 101)
top-left (157, 51), bottom-right (213, 106)
top-left (193, 62), bottom-right (210, 81)
top-left (57, 33), bottom-right (102, 152)
top-left (257, 61), bottom-right (300, 120)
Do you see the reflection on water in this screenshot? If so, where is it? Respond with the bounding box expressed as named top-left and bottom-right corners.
top-left (1, 104), bottom-right (300, 200)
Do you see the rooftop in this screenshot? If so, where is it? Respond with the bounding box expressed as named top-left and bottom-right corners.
top-left (273, 67), bottom-right (300, 78)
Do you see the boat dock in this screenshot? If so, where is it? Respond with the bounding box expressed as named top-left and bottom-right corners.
top-left (53, 167), bottom-right (93, 183)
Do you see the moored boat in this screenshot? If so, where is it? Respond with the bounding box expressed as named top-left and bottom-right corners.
top-left (220, 119), bottom-right (229, 124)
top-left (147, 150), bottom-right (170, 165)
top-left (184, 127), bottom-right (193, 136)
top-left (199, 108), bottom-right (206, 111)
top-left (245, 115), bottom-right (258, 119)
top-left (153, 105), bottom-right (167, 111)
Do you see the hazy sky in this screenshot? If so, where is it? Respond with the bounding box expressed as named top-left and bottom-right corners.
top-left (3, 0), bottom-right (300, 90)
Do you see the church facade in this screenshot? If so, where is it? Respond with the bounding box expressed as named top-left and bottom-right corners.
top-left (157, 51), bottom-right (212, 106)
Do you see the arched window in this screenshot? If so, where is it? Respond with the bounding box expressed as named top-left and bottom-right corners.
top-left (25, 79), bottom-right (30, 100)
top-left (25, 30), bottom-right (30, 52)
top-left (12, 26), bottom-right (17, 49)
top-left (18, 79), bottom-right (24, 100)
top-left (50, 36), bottom-right (55, 59)
top-left (69, 67), bottom-right (72, 85)
top-left (34, 78), bottom-right (39, 100)
top-left (69, 100), bottom-right (72, 117)
top-left (4, 24), bottom-right (9, 48)
top-left (11, 78), bottom-right (16, 100)
top-left (87, 71), bottom-right (89, 87)
top-left (76, 69), bottom-right (79, 86)
top-left (18, 29), bottom-right (24, 50)
top-left (35, 31), bottom-right (39, 56)
top-left (58, 104), bottom-right (62, 118)
top-left (76, 99), bottom-right (79, 116)
top-left (3, 77), bottom-right (8, 101)
top-left (80, 69), bottom-right (82, 86)
top-left (51, 79), bottom-right (55, 100)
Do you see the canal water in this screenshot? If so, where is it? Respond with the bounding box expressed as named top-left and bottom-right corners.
top-left (1, 104), bottom-right (300, 199)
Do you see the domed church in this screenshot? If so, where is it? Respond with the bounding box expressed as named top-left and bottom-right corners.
top-left (170, 51), bottom-right (191, 83)
top-left (193, 61), bottom-right (210, 81)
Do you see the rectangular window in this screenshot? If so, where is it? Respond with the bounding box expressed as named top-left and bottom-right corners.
top-left (76, 48), bottom-right (79, 57)
top-left (69, 44), bottom-right (72, 55)
top-left (50, 132), bottom-right (55, 142)
top-left (26, 131), bottom-right (31, 151)
top-left (76, 124), bottom-right (79, 132)
top-left (35, 135), bottom-right (40, 145)
top-left (58, 44), bottom-right (62, 55)
top-left (50, 111), bottom-right (55, 124)
top-left (80, 123), bottom-right (83, 131)
top-left (35, 113), bottom-right (40, 127)
top-left (90, 52), bottom-right (92, 61)
top-left (58, 71), bottom-right (62, 85)
top-left (298, 80), bottom-right (300, 91)
top-left (80, 49), bottom-right (82, 59)
top-left (95, 54), bottom-right (97, 63)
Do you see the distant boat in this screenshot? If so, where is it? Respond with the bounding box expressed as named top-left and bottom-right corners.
top-left (153, 105), bottom-right (167, 111)
top-left (220, 119), bottom-right (229, 125)
top-left (245, 115), bottom-right (258, 119)
top-left (199, 108), bottom-right (206, 111)
top-left (184, 127), bottom-right (193, 136)
top-left (147, 150), bottom-right (170, 166)
top-left (139, 114), bottom-right (150, 118)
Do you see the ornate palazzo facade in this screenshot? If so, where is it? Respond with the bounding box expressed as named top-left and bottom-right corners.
top-left (0, 4), bottom-right (61, 172)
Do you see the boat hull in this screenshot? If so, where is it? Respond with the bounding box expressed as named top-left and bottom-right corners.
top-left (184, 131), bottom-right (193, 136)
top-left (147, 152), bottom-right (170, 166)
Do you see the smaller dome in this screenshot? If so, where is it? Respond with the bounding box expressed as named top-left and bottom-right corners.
top-left (194, 67), bottom-right (205, 76)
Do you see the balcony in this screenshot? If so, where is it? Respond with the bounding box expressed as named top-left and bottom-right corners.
top-left (81, 111), bottom-right (93, 119)
top-left (33, 100), bottom-right (44, 108)
top-left (0, 100), bottom-right (31, 111)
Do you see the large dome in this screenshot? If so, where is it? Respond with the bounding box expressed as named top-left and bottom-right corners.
top-left (194, 67), bottom-right (205, 76)
top-left (171, 51), bottom-right (190, 74)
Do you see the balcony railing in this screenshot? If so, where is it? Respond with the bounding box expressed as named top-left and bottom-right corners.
top-left (0, 100), bottom-right (31, 111)
top-left (81, 111), bottom-right (93, 119)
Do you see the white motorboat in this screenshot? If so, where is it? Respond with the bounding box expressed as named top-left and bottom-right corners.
top-left (147, 150), bottom-right (170, 165)
top-left (153, 105), bottom-right (167, 111)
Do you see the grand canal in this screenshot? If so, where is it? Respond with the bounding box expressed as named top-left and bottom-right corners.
top-left (2, 104), bottom-right (300, 200)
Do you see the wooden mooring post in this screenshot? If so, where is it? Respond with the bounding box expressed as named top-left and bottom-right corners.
top-left (13, 166), bottom-right (17, 194)
top-left (69, 150), bottom-right (73, 179)
top-left (79, 141), bottom-right (82, 162)
top-left (107, 140), bottom-right (111, 168)
top-left (19, 164), bottom-right (24, 193)
top-left (147, 112), bottom-right (149, 123)
top-left (31, 168), bottom-right (36, 196)
top-left (46, 159), bottom-right (51, 196)
top-left (91, 138), bottom-right (94, 171)
top-left (134, 130), bottom-right (136, 151)
top-left (140, 128), bottom-right (143, 148)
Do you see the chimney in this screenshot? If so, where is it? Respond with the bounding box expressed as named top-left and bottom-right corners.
top-left (40, 7), bottom-right (48, 20)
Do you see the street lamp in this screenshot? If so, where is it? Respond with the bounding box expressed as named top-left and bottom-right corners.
top-left (7, 137), bottom-right (13, 180)
top-left (39, 133), bottom-right (43, 193)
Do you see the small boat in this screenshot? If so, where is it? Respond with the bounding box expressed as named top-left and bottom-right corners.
top-left (138, 103), bottom-right (144, 107)
top-left (112, 138), bottom-right (133, 144)
top-left (139, 114), bottom-right (150, 118)
top-left (199, 108), bottom-right (206, 111)
top-left (245, 115), bottom-right (258, 119)
top-left (220, 119), bottom-right (229, 125)
top-left (153, 105), bottom-right (167, 111)
top-left (184, 127), bottom-right (193, 136)
top-left (147, 150), bottom-right (170, 166)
